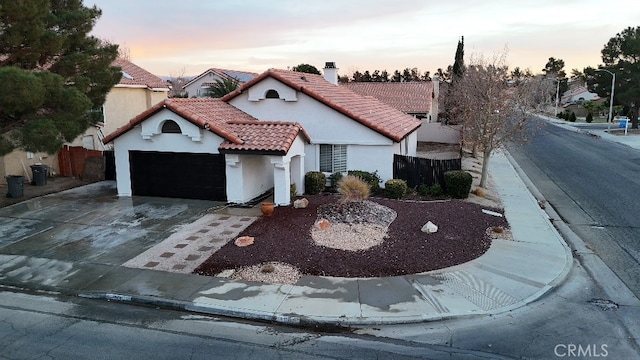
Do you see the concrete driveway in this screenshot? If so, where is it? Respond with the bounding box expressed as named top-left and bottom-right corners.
top-left (0, 181), bottom-right (256, 268)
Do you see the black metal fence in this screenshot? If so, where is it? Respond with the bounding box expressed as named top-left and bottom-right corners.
top-left (393, 154), bottom-right (462, 188)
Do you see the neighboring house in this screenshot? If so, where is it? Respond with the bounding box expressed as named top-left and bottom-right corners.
top-left (0, 58), bottom-right (169, 184)
top-left (341, 81), bottom-right (436, 120)
top-left (340, 81), bottom-right (445, 142)
top-left (68, 58), bottom-right (170, 150)
top-left (182, 68), bottom-right (258, 98)
top-left (103, 64), bottom-right (421, 205)
top-left (561, 86), bottom-right (599, 106)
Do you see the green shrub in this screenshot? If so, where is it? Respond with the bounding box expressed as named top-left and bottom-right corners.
top-left (586, 112), bottom-right (593, 123)
top-left (304, 171), bottom-right (326, 195)
top-left (348, 170), bottom-right (381, 193)
top-left (338, 175), bottom-right (370, 202)
top-left (444, 170), bottom-right (473, 199)
top-left (384, 179), bottom-right (407, 199)
top-left (569, 112), bottom-right (577, 122)
top-left (290, 183), bottom-right (297, 199)
top-left (329, 172), bottom-right (343, 189)
top-left (557, 111), bottom-right (564, 119)
top-left (419, 183), bottom-right (444, 197)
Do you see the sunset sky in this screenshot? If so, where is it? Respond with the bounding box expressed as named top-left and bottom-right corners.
top-left (89, 0), bottom-right (640, 78)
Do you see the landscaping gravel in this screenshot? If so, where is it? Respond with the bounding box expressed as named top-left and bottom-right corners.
top-left (194, 194), bottom-right (509, 278)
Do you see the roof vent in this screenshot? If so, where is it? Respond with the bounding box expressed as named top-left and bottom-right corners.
top-left (121, 71), bottom-right (134, 80)
top-left (300, 76), bottom-right (308, 82)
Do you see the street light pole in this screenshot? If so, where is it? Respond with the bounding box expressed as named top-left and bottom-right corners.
top-left (596, 69), bottom-right (615, 132)
top-left (554, 79), bottom-right (560, 117)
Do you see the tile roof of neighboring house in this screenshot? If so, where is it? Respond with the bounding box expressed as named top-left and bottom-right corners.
top-left (112, 58), bottom-right (169, 90)
top-left (341, 82), bottom-right (433, 114)
top-left (102, 98), bottom-right (309, 154)
top-left (182, 68), bottom-right (259, 89)
top-left (222, 69), bottom-right (422, 142)
top-left (221, 121), bottom-right (310, 155)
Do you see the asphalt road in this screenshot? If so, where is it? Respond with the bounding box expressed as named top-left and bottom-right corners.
top-left (508, 118), bottom-right (640, 297)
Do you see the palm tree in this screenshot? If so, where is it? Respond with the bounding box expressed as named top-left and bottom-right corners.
top-left (206, 78), bottom-right (239, 98)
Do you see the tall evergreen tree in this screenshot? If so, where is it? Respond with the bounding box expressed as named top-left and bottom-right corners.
top-left (452, 36), bottom-right (465, 79)
top-left (0, 0), bottom-right (121, 155)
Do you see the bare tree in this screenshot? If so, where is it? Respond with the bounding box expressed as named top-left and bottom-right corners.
top-left (167, 67), bottom-right (189, 98)
top-left (448, 49), bottom-right (536, 188)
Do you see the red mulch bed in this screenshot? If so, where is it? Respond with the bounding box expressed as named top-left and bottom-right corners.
top-left (194, 195), bottom-right (508, 278)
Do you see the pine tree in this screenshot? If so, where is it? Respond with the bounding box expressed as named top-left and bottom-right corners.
top-left (0, 0), bottom-right (121, 155)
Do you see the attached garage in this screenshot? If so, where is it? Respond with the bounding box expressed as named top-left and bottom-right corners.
top-left (129, 151), bottom-right (226, 201)
top-left (103, 98), bottom-right (310, 205)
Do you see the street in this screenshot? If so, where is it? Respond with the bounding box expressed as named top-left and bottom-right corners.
top-left (508, 118), bottom-right (640, 297)
top-left (3, 254), bottom-right (638, 359)
top-left (0, 289), bottom-right (513, 360)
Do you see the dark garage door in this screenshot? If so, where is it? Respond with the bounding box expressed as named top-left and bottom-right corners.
top-left (129, 151), bottom-right (226, 201)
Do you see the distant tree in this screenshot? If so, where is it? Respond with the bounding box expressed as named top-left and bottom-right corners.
top-left (206, 78), bottom-right (239, 98)
top-left (168, 67), bottom-right (189, 98)
top-left (542, 57), bottom-right (566, 78)
top-left (435, 67), bottom-right (451, 82)
top-left (452, 36), bottom-right (465, 79)
top-left (447, 49), bottom-right (537, 188)
top-left (351, 70), bottom-right (365, 82)
top-left (391, 70), bottom-right (402, 82)
top-left (338, 74), bottom-right (350, 83)
top-left (542, 57), bottom-right (568, 96)
top-left (292, 63), bottom-right (321, 75)
top-left (0, 0), bottom-right (121, 155)
top-left (586, 26), bottom-right (640, 129)
top-left (379, 70), bottom-right (390, 82)
top-left (510, 67), bottom-right (533, 84)
top-left (421, 71), bottom-right (432, 81)
top-left (402, 68), bottom-right (412, 82)
top-left (362, 70), bottom-right (372, 82)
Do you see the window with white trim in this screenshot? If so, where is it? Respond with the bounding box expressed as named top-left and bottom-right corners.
top-left (319, 144), bottom-right (347, 173)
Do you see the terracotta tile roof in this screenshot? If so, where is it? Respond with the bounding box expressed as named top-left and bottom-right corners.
top-left (220, 121), bottom-right (311, 155)
top-left (112, 58), bottom-right (169, 90)
top-left (341, 82), bottom-right (433, 114)
top-left (102, 98), bottom-right (257, 144)
top-left (222, 69), bottom-right (421, 142)
top-left (182, 68), bottom-right (259, 89)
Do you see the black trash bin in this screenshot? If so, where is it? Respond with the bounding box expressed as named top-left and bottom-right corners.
top-left (30, 164), bottom-right (49, 186)
top-left (6, 175), bottom-right (24, 198)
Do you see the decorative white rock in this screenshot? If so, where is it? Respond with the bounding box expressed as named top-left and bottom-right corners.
top-left (293, 198), bottom-right (309, 209)
top-left (421, 221), bottom-right (438, 233)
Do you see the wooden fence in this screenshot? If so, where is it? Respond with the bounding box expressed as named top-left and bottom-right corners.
top-left (393, 154), bottom-right (462, 188)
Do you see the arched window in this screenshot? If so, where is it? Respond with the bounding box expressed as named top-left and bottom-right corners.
top-left (161, 120), bottom-right (181, 133)
top-left (265, 89), bottom-right (280, 99)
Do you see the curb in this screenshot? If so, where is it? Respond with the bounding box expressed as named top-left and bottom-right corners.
top-left (501, 150), bottom-right (574, 300)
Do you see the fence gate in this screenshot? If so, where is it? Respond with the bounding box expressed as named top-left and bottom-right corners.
top-left (393, 154), bottom-right (462, 188)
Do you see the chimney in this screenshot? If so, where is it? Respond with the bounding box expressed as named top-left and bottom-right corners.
top-left (431, 76), bottom-right (440, 123)
top-left (323, 61), bottom-right (339, 85)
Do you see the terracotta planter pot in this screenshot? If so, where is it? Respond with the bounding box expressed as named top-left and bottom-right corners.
top-left (261, 202), bottom-right (275, 217)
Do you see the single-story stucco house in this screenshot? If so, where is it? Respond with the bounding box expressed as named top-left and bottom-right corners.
top-left (182, 68), bottom-right (258, 98)
top-left (103, 63), bottom-right (422, 206)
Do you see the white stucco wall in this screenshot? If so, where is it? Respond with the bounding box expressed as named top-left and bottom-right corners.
top-left (225, 154), bottom-right (273, 204)
top-left (228, 79), bottom-right (414, 184)
top-left (183, 72), bottom-right (226, 98)
top-left (112, 109), bottom-right (223, 197)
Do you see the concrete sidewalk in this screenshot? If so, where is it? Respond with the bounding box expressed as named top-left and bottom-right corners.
top-left (0, 151), bottom-right (573, 326)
